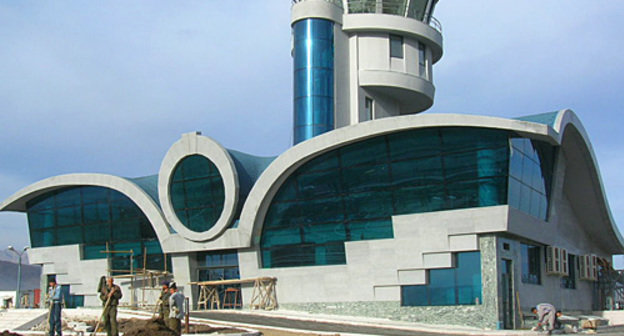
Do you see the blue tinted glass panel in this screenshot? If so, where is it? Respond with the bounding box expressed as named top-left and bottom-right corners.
top-left (508, 137), bottom-right (553, 220)
top-left (402, 252), bottom-right (482, 306)
top-left (293, 18), bottom-right (334, 144)
top-left (262, 128), bottom-right (512, 268)
top-left (170, 155), bottom-right (225, 232)
top-left (25, 186), bottom-right (168, 273)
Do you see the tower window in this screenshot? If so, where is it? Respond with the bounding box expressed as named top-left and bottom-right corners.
top-left (418, 42), bottom-right (427, 77)
top-left (390, 34), bottom-right (403, 58)
top-left (365, 97), bottom-right (374, 121)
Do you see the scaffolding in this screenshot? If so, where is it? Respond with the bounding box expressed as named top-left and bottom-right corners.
top-left (100, 243), bottom-right (171, 309)
top-left (596, 258), bottom-right (624, 310)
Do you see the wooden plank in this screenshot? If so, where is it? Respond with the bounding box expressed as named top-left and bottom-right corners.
top-left (190, 277), bottom-right (276, 286)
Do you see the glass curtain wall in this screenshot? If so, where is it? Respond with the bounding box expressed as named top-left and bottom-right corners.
top-left (401, 251), bottom-right (482, 306)
top-left (508, 138), bottom-right (554, 220)
top-left (261, 127), bottom-right (510, 268)
top-left (196, 251), bottom-right (241, 308)
top-left (293, 19), bottom-right (334, 144)
top-left (170, 155), bottom-right (225, 232)
top-left (26, 186), bottom-right (169, 272)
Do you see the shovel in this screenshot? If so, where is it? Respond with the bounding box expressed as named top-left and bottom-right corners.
top-left (90, 294), bottom-right (112, 336)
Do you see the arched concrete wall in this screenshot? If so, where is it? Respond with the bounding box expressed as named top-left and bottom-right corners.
top-left (0, 173), bottom-right (171, 244)
top-left (238, 110), bottom-right (623, 253)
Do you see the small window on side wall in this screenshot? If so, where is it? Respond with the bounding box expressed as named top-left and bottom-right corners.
top-left (390, 34), bottom-right (403, 58)
top-left (364, 97), bottom-right (374, 121)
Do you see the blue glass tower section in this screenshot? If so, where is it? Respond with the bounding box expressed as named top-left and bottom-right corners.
top-left (293, 19), bottom-right (334, 145)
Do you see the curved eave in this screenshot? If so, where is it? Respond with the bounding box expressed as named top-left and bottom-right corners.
top-left (238, 112), bottom-right (557, 246)
top-left (342, 13), bottom-right (443, 63)
top-left (551, 110), bottom-right (624, 254)
top-left (0, 173), bottom-right (171, 246)
top-left (359, 69), bottom-right (435, 113)
top-left (238, 110), bottom-right (623, 253)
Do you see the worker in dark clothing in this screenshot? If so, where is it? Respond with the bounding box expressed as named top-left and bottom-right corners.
top-left (47, 279), bottom-right (63, 336)
top-left (99, 277), bottom-right (123, 336)
top-left (157, 280), bottom-right (170, 325)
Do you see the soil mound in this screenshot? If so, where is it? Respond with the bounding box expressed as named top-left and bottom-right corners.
top-left (120, 318), bottom-right (176, 336)
top-left (0, 331), bottom-right (23, 336)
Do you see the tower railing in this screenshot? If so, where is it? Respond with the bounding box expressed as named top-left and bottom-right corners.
top-left (345, 0), bottom-right (442, 33)
top-left (291, 0), bottom-right (344, 8)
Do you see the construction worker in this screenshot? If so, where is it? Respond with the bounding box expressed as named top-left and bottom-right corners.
top-left (168, 282), bottom-right (185, 335)
top-left (157, 280), bottom-right (170, 324)
top-left (47, 279), bottom-right (63, 336)
top-left (531, 302), bottom-right (556, 334)
top-left (99, 277), bottom-right (123, 336)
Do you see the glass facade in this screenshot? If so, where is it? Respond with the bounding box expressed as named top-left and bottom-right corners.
top-left (293, 18), bottom-right (334, 144)
top-left (26, 186), bottom-right (168, 272)
top-left (508, 138), bottom-right (554, 220)
top-left (347, 0), bottom-right (431, 21)
top-left (401, 252), bottom-right (482, 306)
top-left (61, 285), bottom-right (84, 308)
top-left (170, 155), bottom-right (225, 232)
top-left (196, 251), bottom-right (241, 308)
top-left (261, 128), bottom-right (512, 268)
top-left (521, 243), bottom-right (541, 284)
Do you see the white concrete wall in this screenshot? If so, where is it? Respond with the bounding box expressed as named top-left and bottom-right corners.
top-left (239, 206), bottom-right (508, 305)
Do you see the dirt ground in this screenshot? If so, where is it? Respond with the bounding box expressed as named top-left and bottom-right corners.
top-left (0, 331), bottom-right (22, 336)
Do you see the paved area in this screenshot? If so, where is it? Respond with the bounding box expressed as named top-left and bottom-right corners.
top-left (191, 310), bottom-right (624, 336)
top-left (0, 309), bottom-right (48, 331)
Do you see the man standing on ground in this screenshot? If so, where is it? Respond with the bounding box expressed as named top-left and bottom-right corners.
top-left (168, 282), bottom-right (185, 335)
top-left (47, 279), bottom-right (63, 336)
top-left (157, 280), bottom-right (170, 325)
top-left (99, 277), bottom-right (123, 336)
top-left (531, 302), bottom-right (556, 334)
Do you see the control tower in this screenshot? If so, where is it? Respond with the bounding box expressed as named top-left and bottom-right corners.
top-left (291, 0), bottom-right (443, 144)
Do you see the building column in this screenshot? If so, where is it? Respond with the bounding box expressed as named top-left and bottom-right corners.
top-left (171, 253), bottom-right (198, 309)
top-left (479, 234), bottom-right (501, 329)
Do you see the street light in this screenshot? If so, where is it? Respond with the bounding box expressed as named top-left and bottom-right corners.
top-left (8, 245), bottom-right (29, 309)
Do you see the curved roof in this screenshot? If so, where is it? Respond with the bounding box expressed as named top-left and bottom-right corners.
top-left (238, 110), bottom-right (624, 253)
top-left (0, 173), bottom-right (171, 244)
top-left (2, 110), bottom-right (621, 254)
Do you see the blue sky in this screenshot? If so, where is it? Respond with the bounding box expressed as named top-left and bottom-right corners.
top-left (1, 1), bottom-right (623, 265)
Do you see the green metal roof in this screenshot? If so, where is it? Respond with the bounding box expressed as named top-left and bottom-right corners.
top-left (128, 175), bottom-right (160, 206)
top-left (514, 111), bottom-right (560, 128)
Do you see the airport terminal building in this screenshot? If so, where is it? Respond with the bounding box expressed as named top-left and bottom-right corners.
top-left (2, 0), bottom-right (622, 329)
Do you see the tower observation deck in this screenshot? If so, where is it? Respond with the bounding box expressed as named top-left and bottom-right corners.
top-left (291, 0), bottom-right (443, 144)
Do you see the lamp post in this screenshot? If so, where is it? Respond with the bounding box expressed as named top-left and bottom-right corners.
top-left (8, 246), bottom-right (29, 308)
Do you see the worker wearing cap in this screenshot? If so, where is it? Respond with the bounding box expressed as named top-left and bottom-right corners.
top-left (47, 279), bottom-right (63, 336)
top-left (157, 280), bottom-right (171, 325)
top-left (99, 277), bottom-right (123, 336)
top-left (168, 282), bottom-right (186, 335)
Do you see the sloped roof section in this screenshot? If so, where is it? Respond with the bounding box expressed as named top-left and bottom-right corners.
top-left (227, 149), bottom-right (276, 197)
top-left (128, 174), bottom-right (159, 206)
top-left (515, 111), bottom-right (560, 128)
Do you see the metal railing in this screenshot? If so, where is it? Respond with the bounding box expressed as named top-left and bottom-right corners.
top-left (290, 0), bottom-right (442, 34)
top-left (346, 0), bottom-right (442, 33)
top-left (292, 0), bottom-right (344, 8)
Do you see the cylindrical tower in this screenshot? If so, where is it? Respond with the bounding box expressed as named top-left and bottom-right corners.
top-left (291, 0), bottom-right (443, 144)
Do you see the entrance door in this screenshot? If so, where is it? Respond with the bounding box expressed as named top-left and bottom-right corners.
top-left (501, 259), bottom-right (514, 329)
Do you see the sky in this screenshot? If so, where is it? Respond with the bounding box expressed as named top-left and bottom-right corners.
top-left (1, 1), bottom-right (623, 265)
